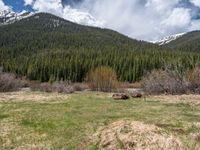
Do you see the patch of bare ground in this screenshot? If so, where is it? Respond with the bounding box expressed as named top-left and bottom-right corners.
top-left (0, 91), bottom-right (69, 103)
top-left (194, 122), bottom-right (200, 128)
top-left (92, 120), bottom-right (183, 150)
top-left (150, 95), bottom-right (200, 106)
top-left (189, 132), bottom-right (200, 150)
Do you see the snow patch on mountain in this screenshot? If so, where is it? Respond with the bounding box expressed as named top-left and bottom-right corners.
top-left (0, 9), bottom-right (34, 25)
top-left (154, 32), bottom-right (186, 45)
top-left (0, 7), bottom-right (104, 28)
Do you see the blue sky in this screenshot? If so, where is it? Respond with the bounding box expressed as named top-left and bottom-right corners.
top-left (2, 0), bottom-right (80, 12)
top-left (1, 0), bottom-right (200, 41)
top-left (3, 0), bottom-right (33, 12)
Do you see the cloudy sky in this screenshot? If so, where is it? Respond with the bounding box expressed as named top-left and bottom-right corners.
top-left (1, 0), bottom-right (200, 41)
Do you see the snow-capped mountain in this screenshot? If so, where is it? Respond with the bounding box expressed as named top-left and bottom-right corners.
top-left (0, 7), bottom-right (104, 28)
top-left (154, 33), bottom-right (186, 45)
top-left (0, 9), bottom-right (34, 25)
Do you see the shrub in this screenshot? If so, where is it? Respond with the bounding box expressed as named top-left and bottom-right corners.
top-left (72, 83), bottom-right (88, 91)
top-left (187, 66), bottom-right (200, 93)
top-left (142, 70), bottom-right (187, 95)
top-left (0, 73), bottom-right (28, 92)
top-left (86, 66), bottom-right (118, 92)
top-left (120, 82), bottom-right (142, 89)
top-left (37, 81), bottom-right (74, 93)
top-left (31, 81), bottom-right (88, 93)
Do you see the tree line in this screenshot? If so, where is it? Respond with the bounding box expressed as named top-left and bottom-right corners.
top-left (0, 13), bottom-right (200, 83)
top-left (1, 48), bottom-right (200, 82)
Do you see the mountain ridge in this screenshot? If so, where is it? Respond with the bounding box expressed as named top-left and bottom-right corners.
top-left (154, 32), bottom-right (186, 45)
top-left (0, 12), bottom-right (164, 82)
top-left (0, 8), bottom-right (104, 27)
top-left (0, 9), bottom-right (34, 25)
top-left (164, 31), bottom-right (200, 51)
top-left (0, 12), bottom-right (199, 82)
top-left (1, 8), bottom-right (198, 47)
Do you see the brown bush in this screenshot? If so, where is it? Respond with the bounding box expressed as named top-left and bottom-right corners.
top-left (86, 66), bottom-right (119, 92)
top-left (187, 67), bottom-right (200, 93)
top-left (120, 82), bottom-right (142, 89)
top-left (31, 81), bottom-right (89, 93)
top-left (72, 83), bottom-right (89, 91)
top-left (35, 81), bottom-right (74, 93)
top-left (142, 70), bottom-right (187, 95)
top-left (0, 73), bottom-right (28, 92)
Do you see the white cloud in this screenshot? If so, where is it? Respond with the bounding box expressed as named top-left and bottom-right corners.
top-left (62, 6), bottom-right (104, 27)
top-left (23, 0), bottom-right (200, 41)
top-left (24, 0), bottom-right (34, 6)
top-left (78, 0), bottom-right (200, 41)
top-left (190, 20), bottom-right (200, 31)
top-left (25, 0), bottom-right (104, 27)
top-left (190, 0), bottom-right (200, 7)
top-left (77, 0), bottom-right (183, 40)
top-left (161, 8), bottom-right (191, 32)
top-left (33, 0), bottom-right (63, 14)
top-left (0, 0), bottom-right (9, 10)
top-left (145, 0), bottom-right (180, 12)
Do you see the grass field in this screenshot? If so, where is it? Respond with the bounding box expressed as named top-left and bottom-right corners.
top-left (0, 91), bottom-right (200, 149)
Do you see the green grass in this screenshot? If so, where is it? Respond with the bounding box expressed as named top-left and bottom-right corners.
top-left (0, 91), bottom-right (200, 149)
top-left (0, 114), bottom-right (9, 120)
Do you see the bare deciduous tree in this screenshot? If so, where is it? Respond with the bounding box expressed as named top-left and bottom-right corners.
top-left (86, 66), bottom-right (118, 92)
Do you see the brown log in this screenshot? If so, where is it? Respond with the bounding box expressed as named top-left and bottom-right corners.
top-left (131, 93), bottom-right (143, 98)
top-left (112, 93), bottom-right (129, 100)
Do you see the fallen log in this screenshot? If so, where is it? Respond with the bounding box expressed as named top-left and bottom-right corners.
top-left (112, 93), bottom-right (129, 100)
top-left (131, 93), bottom-right (143, 98)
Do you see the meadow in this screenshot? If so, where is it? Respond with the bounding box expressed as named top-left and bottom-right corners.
top-left (0, 91), bottom-right (200, 149)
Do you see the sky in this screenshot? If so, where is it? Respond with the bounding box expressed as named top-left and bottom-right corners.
top-left (1, 0), bottom-right (200, 41)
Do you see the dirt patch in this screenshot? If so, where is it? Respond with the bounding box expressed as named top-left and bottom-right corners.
top-left (0, 91), bottom-right (69, 103)
top-left (92, 120), bottom-right (182, 150)
top-left (193, 122), bottom-right (200, 128)
top-left (191, 132), bottom-right (200, 142)
top-left (150, 95), bottom-right (200, 106)
top-left (189, 132), bottom-right (200, 150)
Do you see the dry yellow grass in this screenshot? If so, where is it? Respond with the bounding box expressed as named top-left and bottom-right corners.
top-left (150, 94), bottom-right (200, 106)
top-left (0, 106), bottom-right (51, 149)
top-left (0, 91), bottom-right (200, 149)
top-left (92, 120), bottom-right (183, 150)
top-left (0, 91), bottom-right (69, 103)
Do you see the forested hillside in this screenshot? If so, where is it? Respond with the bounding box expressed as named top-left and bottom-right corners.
top-left (165, 31), bottom-right (200, 51)
top-left (0, 13), bottom-right (200, 82)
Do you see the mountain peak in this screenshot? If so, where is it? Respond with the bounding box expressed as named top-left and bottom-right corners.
top-left (154, 32), bottom-right (186, 45)
top-left (0, 7), bottom-right (104, 28)
top-left (0, 9), bottom-right (34, 25)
